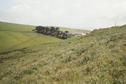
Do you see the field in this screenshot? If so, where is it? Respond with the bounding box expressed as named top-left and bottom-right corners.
top-left (0, 22), bottom-right (126, 84)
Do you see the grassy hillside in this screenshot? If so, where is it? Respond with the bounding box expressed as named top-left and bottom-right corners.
top-left (0, 22), bottom-right (62, 53)
top-left (0, 22), bottom-right (89, 53)
top-left (0, 22), bottom-right (126, 84)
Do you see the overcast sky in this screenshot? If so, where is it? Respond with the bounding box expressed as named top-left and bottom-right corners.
top-left (0, 0), bottom-right (126, 30)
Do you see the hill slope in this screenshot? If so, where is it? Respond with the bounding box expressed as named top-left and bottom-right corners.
top-left (0, 22), bottom-right (126, 84)
top-left (0, 22), bottom-right (86, 53)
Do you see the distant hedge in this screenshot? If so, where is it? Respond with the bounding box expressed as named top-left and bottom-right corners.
top-left (35, 26), bottom-right (71, 39)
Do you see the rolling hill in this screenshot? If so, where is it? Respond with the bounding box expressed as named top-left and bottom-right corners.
top-left (0, 22), bottom-right (126, 84)
top-left (0, 22), bottom-right (88, 53)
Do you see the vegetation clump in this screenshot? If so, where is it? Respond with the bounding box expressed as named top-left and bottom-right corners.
top-left (35, 26), bottom-right (71, 39)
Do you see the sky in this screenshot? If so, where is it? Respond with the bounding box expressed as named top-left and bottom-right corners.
top-left (0, 0), bottom-right (126, 30)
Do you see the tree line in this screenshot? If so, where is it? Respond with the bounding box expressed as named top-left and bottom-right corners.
top-left (34, 26), bottom-right (71, 39)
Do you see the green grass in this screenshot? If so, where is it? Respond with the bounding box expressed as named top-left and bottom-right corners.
top-left (0, 22), bottom-right (62, 53)
top-left (0, 22), bottom-right (126, 84)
